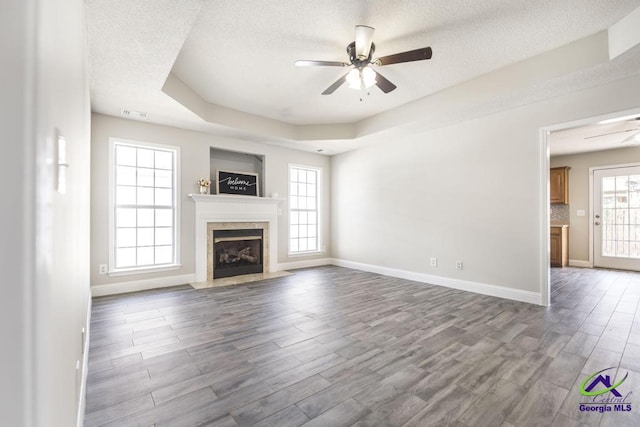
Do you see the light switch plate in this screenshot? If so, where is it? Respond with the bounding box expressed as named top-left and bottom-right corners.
top-left (56, 133), bottom-right (68, 194)
top-left (576, 209), bottom-right (586, 217)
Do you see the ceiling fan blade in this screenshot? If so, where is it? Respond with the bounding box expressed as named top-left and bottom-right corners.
top-left (375, 47), bottom-right (432, 66)
top-left (295, 60), bottom-right (349, 67)
top-left (321, 72), bottom-right (349, 95)
top-left (584, 129), bottom-right (638, 140)
top-left (373, 70), bottom-right (397, 93)
top-left (355, 25), bottom-right (375, 59)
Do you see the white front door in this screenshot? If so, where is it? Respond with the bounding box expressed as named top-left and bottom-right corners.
top-left (593, 165), bottom-right (640, 270)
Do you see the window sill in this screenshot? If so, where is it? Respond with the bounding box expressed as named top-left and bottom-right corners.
top-left (288, 250), bottom-right (325, 258)
top-left (108, 264), bottom-right (182, 277)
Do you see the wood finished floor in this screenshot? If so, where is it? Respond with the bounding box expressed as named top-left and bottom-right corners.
top-left (84, 266), bottom-right (640, 426)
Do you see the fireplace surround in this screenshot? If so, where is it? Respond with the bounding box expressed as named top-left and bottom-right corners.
top-left (213, 229), bottom-right (264, 278)
top-left (191, 194), bottom-right (282, 283)
top-left (207, 222), bottom-right (268, 281)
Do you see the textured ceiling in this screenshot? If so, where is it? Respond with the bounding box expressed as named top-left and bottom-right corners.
top-left (86, 0), bottom-right (640, 154)
top-left (171, 0), bottom-right (635, 125)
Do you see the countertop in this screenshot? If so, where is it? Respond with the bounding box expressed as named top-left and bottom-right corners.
top-left (550, 224), bottom-right (569, 228)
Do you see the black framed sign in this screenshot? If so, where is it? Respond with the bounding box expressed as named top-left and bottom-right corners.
top-left (216, 170), bottom-right (259, 196)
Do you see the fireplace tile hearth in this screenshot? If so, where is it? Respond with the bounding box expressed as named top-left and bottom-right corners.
top-left (190, 271), bottom-right (292, 289)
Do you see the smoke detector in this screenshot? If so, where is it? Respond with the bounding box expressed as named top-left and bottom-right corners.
top-left (121, 109), bottom-right (149, 120)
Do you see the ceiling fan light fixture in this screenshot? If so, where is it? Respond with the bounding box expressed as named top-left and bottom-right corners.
top-left (346, 67), bottom-right (377, 90)
top-left (361, 66), bottom-right (376, 88)
top-left (346, 68), bottom-right (361, 89)
top-left (355, 25), bottom-right (375, 59)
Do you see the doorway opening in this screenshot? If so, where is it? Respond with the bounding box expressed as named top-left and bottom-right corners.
top-left (542, 107), bottom-right (640, 305)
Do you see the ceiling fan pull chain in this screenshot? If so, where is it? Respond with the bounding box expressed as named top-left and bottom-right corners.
top-left (359, 86), bottom-right (370, 102)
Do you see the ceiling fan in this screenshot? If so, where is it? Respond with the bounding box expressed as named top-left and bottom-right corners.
top-left (295, 25), bottom-right (432, 96)
top-left (584, 117), bottom-right (640, 144)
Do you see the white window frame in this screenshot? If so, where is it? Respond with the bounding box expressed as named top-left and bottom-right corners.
top-left (108, 138), bottom-right (181, 275)
top-left (288, 164), bottom-right (322, 256)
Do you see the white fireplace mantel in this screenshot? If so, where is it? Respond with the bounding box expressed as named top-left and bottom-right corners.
top-left (190, 194), bottom-right (284, 282)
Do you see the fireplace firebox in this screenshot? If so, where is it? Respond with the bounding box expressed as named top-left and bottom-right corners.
top-left (213, 229), bottom-right (264, 279)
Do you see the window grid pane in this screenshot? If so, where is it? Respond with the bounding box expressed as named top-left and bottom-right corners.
top-left (289, 166), bottom-right (319, 254)
top-left (114, 143), bottom-right (176, 268)
top-left (601, 174), bottom-right (640, 259)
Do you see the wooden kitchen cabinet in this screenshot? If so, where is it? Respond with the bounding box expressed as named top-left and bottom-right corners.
top-left (550, 225), bottom-right (568, 267)
top-left (550, 166), bottom-right (570, 204)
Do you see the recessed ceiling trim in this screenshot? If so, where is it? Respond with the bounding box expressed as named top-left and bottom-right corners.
top-left (161, 31), bottom-right (615, 146)
top-left (609, 5), bottom-right (640, 60)
top-left (162, 72), bottom-right (356, 142)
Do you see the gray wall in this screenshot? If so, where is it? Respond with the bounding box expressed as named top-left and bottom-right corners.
top-left (1, 2), bottom-right (33, 424)
top-left (551, 146), bottom-right (640, 263)
top-left (332, 74), bottom-right (640, 297)
top-left (1, 0), bottom-right (92, 425)
top-left (91, 114), bottom-right (331, 287)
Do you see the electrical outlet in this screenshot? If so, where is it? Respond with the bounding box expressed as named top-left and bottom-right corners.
top-left (456, 260), bottom-right (463, 270)
top-left (430, 257), bottom-right (437, 267)
top-left (98, 264), bottom-right (108, 275)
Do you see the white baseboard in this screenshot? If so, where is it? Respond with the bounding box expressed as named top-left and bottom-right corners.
top-left (569, 259), bottom-right (591, 268)
top-left (90, 259), bottom-right (543, 305)
top-left (76, 296), bottom-right (91, 427)
top-left (277, 257), bottom-right (332, 271)
top-left (330, 258), bottom-right (542, 305)
top-left (91, 273), bottom-right (197, 297)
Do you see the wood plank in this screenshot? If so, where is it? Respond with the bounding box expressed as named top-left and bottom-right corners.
top-left (351, 393), bottom-right (427, 426)
top-left (296, 370), bottom-right (382, 418)
top-left (541, 351), bottom-right (586, 389)
top-left (506, 379), bottom-right (568, 426)
top-left (252, 405), bottom-right (309, 427)
top-left (82, 266), bottom-right (640, 426)
top-left (230, 374), bottom-right (330, 426)
top-left (457, 379), bottom-right (524, 427)
top-left (298, 398), bottom-right (369, 427)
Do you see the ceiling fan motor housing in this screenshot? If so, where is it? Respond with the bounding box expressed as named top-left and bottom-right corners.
top-left (347, 41), bottom-right (375, 68)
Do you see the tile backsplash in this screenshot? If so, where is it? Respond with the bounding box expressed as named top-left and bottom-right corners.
top-left (551, 204), bottom-right (570, 224)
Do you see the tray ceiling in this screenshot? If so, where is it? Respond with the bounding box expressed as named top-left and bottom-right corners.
top-left (86, 0), bottom-right (640, 154)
